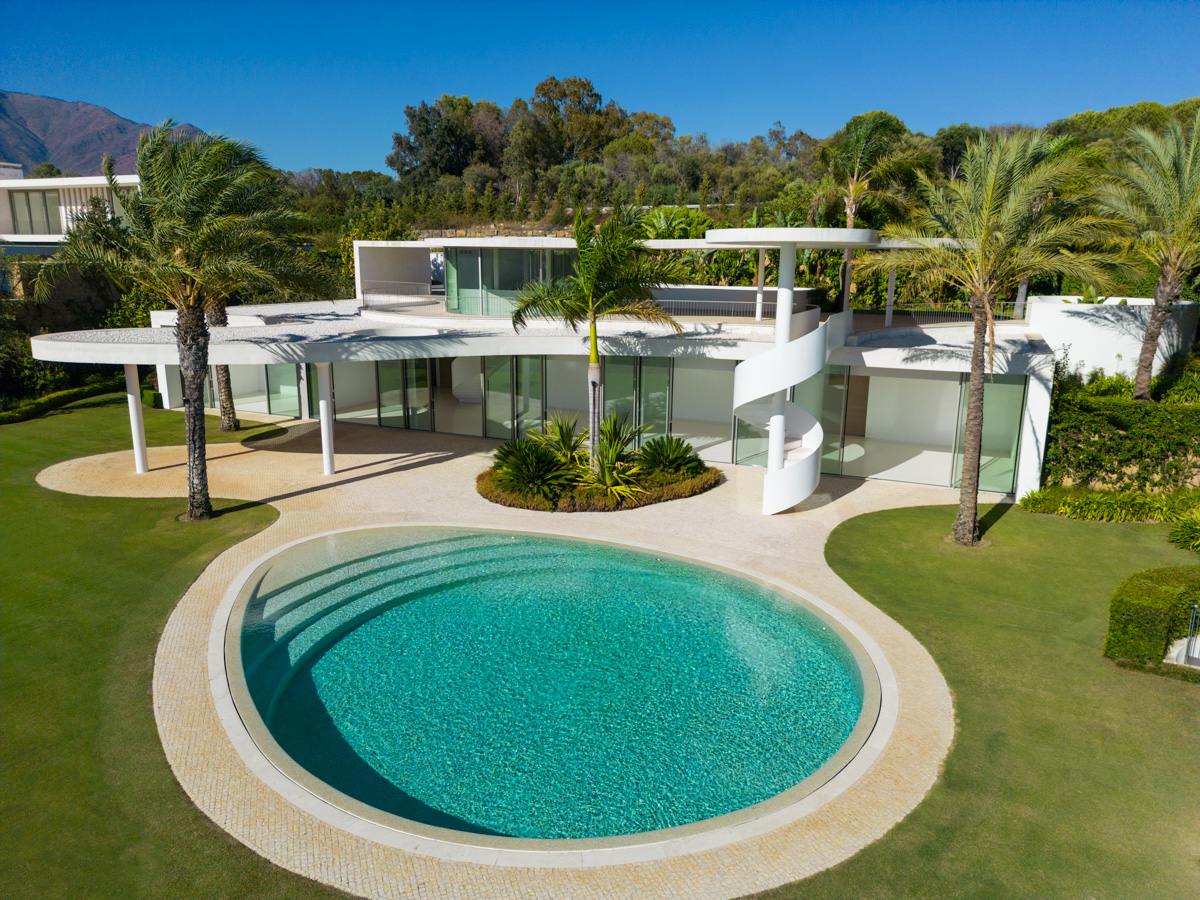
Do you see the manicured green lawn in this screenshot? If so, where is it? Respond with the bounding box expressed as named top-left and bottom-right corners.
top-left (3, 396), bottom-right (1196, 897)
top-left (0, 395), bottom-right (329, 898)
top-left (770, 504), bottom-right (1198, 898)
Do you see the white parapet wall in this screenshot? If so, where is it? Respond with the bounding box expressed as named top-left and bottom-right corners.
top-left (1026, 297), bottom-right (1199, 377)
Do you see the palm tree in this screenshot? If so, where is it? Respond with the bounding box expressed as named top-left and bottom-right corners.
top-left (1096, 109), bottom-right (1200, 400)
top-left (860, 132), bottom-right (1117, 546)
top-left (810, 112), bottom-right (930, 309)
top-left (38, 123), bottom-right (318, 520)
top-left (511, 209), bottom-right (684, 462)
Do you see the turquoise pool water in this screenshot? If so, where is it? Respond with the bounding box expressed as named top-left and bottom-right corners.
top-left (235, 528), bottom-right (865, 840)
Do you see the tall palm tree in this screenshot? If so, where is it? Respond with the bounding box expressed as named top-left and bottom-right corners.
top-left (1096, 109), bottom-right (1200, 400)
top-left (38, 123), bottom-right (318, 520)
top-left (512, 209), bottom-right (684, 462)
top-left (861, 133), bottom-right (1117, 546)
top-left (810, 112), bottom-right (930, 309)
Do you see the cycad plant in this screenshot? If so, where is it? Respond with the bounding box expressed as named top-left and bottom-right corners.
top-left (1096, 109), bottom-right (1200, 400)
top-left (38, 123), bottom-right (319, 519)
top-left (861, 132), bottom-right (1116, 545)
top-left (511, 208), bottom-right (684, 463)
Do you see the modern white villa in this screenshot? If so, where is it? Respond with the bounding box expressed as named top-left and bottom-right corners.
top-left (13, 172), bottom-right (1199, 514)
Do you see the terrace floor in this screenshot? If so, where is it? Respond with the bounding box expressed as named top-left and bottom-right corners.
top-left (35, 419), bottom-right (962, 899)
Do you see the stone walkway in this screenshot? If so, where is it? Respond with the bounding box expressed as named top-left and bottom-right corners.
top-left (38, 422), bottom-right (959, 899)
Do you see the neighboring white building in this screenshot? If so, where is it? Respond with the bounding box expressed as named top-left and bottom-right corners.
top-left (26, 227), bottom-right (1199, 514)
top-left (0, 173), bottom-right (139, 248)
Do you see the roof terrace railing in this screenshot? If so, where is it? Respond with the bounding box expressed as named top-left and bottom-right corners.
top-left (361, 280), bottom-right (436, 305)
top-left (851, 300), bottom-right (1022, 327)
top-left (654, 297), bottom-right (776, 320)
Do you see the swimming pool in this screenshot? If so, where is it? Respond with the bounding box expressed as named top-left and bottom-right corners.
top-left (225, 526), bottom-right (879, 849)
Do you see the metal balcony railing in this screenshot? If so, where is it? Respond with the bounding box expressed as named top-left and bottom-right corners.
top-left (654, 297), bottom-right (776, 320)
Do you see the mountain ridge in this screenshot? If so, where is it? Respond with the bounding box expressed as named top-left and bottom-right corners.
top-left (0, 90), bottom-right (203, 175)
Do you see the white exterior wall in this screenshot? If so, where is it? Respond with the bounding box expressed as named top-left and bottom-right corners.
top-left (1027, 297), bottom-right (1199, 377)
top-left (354, 244), bottom-right (432, 301)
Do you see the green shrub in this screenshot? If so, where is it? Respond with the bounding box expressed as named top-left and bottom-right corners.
top-left (1169, 513), bottom-right (1200, 553)
top-left (0, 376), bottom-right (125, 426)
top-left (1043, 391), bottom-right (1200, 491)
top-left (478, 465), bottom-right (723, 512)
top-left (476, 468), bottom-right (556, 511)
top-left (1157, 354), bottom-right (1200, 403)
top-left (1020, 485), bottom-right (1200, 522)
top-left (492, 438), bottom-right (574, 502)
top-left (527, 413), bottom-right (586, 464)
top-left (1103, 566), bottom-right (1200, 665)
top-left (637, 435), bottom-right (705, 476)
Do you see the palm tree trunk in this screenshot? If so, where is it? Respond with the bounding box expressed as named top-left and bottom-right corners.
top-left (952, 300), bottom-right (988, 546)
top-left (206, 305), bottom-right (240, 431)
top-left (1132, 271), bottom-right (1178, 401)
top-left (841, 247), bottom-right (853, 311)
top-left (587, 318), bottom-right (601, 465)
top-left (176, 302), bottom-right (213, 521)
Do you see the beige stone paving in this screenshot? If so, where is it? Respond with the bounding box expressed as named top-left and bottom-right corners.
top-left (37, 421), bottom-right (962, 899)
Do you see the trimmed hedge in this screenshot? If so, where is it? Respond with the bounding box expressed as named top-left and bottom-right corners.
top-left (1103, 566), bottom-right (1200, 676)
top-left (0, 377), bottom-right (125, 426)
top-left (1042, 392), bottom-right (1200, 492)
top-left (477, 466), bottom-right (723, 512)
top-left (1020, 485), bottom-right (1200, 522)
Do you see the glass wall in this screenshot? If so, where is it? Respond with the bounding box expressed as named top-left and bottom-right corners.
top-left (952, 374), bottom-right (1026, 493)
top-left (514, 356), bottom-right (544, 436)
top-left (266, 364), bottom-right (301, 417)
top-left (639, 358), bottom-right (670, 439)
top-left (405, 359), bottom-right (433, 431)
top-left (377, 361), bottom-right (406, 428)
top-left (484, 357), bottom-right (514, 439)
top-left (603, 357), bottom-right (637, 424)
top-left (432, 356), bottom-right (483, 436)
top-left (545, 357), bottom-right (589, 427)
top-left (227, 365), bottom-right (269, 414)
top-left (332, 362), bottom-right (378, 423)
top-left (9, 190), bottom-right (62, 235)
top-left (671, 358), bottom-right (735, 463)
top-left (443, 247), bottom-right (578, 316)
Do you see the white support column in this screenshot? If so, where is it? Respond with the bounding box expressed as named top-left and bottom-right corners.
top-left (884, 266), bottom-right (897, 328)
top-left (767, 243), bottom-right (796, 476)
top-left (123, 363), bottom-right (148, 474)
top-left (316, 362), bottom-right (335, 476)
top-left (754, 248), bottom-right (766, 321)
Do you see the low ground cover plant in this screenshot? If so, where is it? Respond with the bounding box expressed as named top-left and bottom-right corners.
top-left (478, 415), bottom-right (722, 512)
top-left (1020, 485), bottom-right (1200, 523)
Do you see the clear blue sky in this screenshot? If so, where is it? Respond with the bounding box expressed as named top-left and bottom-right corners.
top-left (5, 0), bottom-right (1199, 172)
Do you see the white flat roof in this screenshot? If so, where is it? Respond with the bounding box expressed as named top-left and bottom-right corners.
top-left (706, 227), bottom-right (880, 248)
top-left (0, 174), bottom-right (139, 190)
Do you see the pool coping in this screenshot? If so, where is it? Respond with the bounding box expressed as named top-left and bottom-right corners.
top-left (210, 522), bottom-right (897, 869)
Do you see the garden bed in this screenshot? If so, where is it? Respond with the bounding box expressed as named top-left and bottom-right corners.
top-left (477, 465), bottom-right (723, 512)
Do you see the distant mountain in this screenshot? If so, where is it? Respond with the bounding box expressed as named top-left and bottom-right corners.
top-left (0, 90), bottom-right (203, 175)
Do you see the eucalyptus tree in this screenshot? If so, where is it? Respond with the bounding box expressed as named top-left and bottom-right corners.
top-left (1096, 109), bottom-right (1200, 400)
top-left (861, 133), bottom-right (1116, 546)
top-left (810, 111), bottom-right (931, 308)
top-left (511, 208), bottom-right (684, 462)
top-left (39, 124), bottom-right (318, 520)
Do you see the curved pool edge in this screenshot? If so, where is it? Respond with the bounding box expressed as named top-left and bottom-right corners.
top-left (209, 522), bottom-right (899, 869)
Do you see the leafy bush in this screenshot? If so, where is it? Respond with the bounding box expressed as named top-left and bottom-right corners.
top-left (1103, 566), bottom-right (1200, 668)
top-left (0, 376), bottom-right (125, 425)
top-left (637, 435), bottom-right (705, 476)
top-left (479, 415), bottom-right (722, 512)
top-left (527, 413), bottom-right (586, 464)
top-left (1043, 391), bottom-right (1200, 491)
top-left (1020, 486), bottom-right (1200, 522)
top-left (479, 466), bottom-right (723, 513)
top-left (492, 438), bottom-right (574, 502)
top-left (1169, 513), bottom-right (1200, 553)
top-left (1157, 354), bottom-right (1200, 404)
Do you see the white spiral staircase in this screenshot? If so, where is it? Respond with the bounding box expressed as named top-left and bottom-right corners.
top-left (734, 308), bottom-right (851, 514)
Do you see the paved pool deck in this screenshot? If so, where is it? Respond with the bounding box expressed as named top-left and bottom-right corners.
top-left (37, 421), bottom-right (963, 899)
